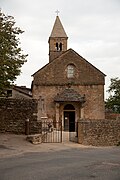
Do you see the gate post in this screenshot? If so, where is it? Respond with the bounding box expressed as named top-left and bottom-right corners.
top-left (61, 120), bottom-right (62, 142)
top-left (25, 118), bottom-right (29, 135)
top-left (76, 121), bottom-right (78, 137)
top-left (55, 103), bottom-right (60, 129)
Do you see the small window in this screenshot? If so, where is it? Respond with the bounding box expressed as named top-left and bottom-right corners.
top-left (67, 64), bottom-right (75, 78)
top-left (7, 90), bottom-right (12, 97)
top-left (59, 43), bottom-right (62, 51)
top-left (55, 42), bottom-right (62, 51)
top-left (56, 42), bottom-right (59, 51)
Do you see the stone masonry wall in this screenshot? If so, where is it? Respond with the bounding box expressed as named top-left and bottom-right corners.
top-left (33, 84), bottom-right (105, 120)
top-left (33, 49), bottom-right (105, 86)
top-left (78, 119), bottom-right (120, 146)
top-left (105, 112), bottom-right (120, 120)
top-left (0, 98), bottom-right (41, 134)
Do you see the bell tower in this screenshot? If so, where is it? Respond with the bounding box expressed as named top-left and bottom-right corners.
top-left (48, 16), bottom-right (68, 62)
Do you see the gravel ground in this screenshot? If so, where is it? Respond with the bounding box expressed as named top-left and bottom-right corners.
top-left (0, 133), bottom-right (93, 158)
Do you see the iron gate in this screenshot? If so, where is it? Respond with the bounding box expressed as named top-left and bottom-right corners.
top-left (41, 120), bottom-right (62, 143)
top-left (69, 122), bottom-right (78, 143)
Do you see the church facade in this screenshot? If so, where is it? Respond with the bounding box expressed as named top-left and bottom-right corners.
top-left (32, 16), bottom-right (105, 131)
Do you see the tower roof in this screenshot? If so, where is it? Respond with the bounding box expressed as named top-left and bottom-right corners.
top-left (50, 16), bottom-right (67, 38)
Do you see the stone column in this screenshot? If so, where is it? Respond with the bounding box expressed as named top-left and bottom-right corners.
top-left (81, 107), bottom-right (84, 119)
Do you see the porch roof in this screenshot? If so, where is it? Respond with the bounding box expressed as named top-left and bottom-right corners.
top-left (54, 88), bottom-right (86, 103)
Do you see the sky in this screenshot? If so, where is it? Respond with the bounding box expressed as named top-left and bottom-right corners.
top-left (1, 0), bottom-right (120, 99)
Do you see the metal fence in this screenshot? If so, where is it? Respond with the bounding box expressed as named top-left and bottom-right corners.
top-left (41, 120), bottom-right (62, 143)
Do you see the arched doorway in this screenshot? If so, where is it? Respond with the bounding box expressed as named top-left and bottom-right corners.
top-left (64, 104), bottom-right (75, 132)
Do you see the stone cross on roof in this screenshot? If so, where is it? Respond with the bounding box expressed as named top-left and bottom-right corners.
top-left (55, 10), bottom-right (60, 16)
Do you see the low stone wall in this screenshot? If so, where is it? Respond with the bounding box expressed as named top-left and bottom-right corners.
top-left (78, 119), bottom-right (120, 146)
top-left (0, 98), bottom-right (41, 134)
top-left (105, 112), bottom-right (120, 120)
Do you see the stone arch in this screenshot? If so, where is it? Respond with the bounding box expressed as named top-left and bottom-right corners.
top-left (64, 104), bottom-right (75, 110)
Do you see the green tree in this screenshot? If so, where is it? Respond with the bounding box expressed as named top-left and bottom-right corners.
top-left (0, 10), bottom-right (27, 95)
top-left (105, 77), bottom-right (120, 113)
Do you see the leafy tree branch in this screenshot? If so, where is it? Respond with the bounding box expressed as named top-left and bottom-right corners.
top-left (0, 10), bottom-right (28, 95)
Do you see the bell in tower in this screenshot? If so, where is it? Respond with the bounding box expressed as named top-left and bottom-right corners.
top-left (48, 15), bottom-right (68, 62)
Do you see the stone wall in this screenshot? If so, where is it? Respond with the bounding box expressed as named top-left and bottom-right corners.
top-left (33, 84), bottom-right (105, 120)
top-left (0, 98), bottom-right (41, 134)
top-left (105, 112), bottom-right (120, 120)
top-left (33, 49), bottom-right (105, 86)
top-left (78, 119), bottom-right (120, 146)
top-left (32, 49), bottom-right (105, 121)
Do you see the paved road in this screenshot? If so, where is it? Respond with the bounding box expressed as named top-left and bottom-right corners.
top-left (0, 146), bottom-right (120, 180)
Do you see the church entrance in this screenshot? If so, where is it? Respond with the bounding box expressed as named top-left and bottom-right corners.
top-left (64, 104), bottom-right (75, 132)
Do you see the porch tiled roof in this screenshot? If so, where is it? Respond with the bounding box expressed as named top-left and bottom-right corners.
top-left (54, 88), bottom-right (86, 103)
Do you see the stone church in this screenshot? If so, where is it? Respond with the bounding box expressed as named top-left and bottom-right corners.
top-left (32, 16), bottom-right (105, 131)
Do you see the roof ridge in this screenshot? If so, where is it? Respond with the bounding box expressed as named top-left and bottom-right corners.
top-left (32, 49), bottom-right (70, 76)
top-left (70, 49), bottom-right (106, 76)
top-left (32, 48), bottom-right (105, 77)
